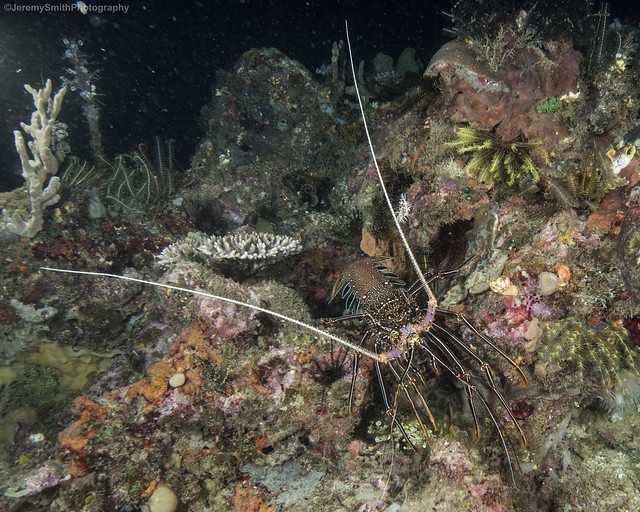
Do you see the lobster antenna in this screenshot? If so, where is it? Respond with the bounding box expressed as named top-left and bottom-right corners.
top-left (39, 267), bottom-right (390, 363)
top-left (39, 24), bottom-right (432, 366)
top-left (344, 20), bottom-right (437, 309)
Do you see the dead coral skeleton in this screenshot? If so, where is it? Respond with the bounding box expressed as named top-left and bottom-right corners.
top-left (3, 80), bottom-right (68, 238)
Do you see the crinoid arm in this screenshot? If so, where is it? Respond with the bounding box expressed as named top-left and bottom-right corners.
top-left (448, 126), bottom-right (548, 185)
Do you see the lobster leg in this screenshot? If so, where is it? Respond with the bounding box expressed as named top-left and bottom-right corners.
top-left (347, 331), bottom-right (373, 414)
top-left (431, 323), bottom-right (527, 449)
top-left (423, 327), bottom-right (519, 483)
top-left (411, 368), bottom-right (439, 431)
top-left (436, 308), bottom-right (528, 388)
top-left (465, 382), bottom-right (519, 486)
top-left (407, 256), bottom-right (477, 297)
top-left (374, 348), bottom-right (416, 451)
top-left (348, 353), bottom-right (359, 415)
top-left (386, 353), bottom-right (437, 438)
top-left (324, 313), bottom-right (366, 325)
top-left (425, 326), bottom-right (483, 440)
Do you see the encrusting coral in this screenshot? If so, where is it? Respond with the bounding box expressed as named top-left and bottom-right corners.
top-left (448, 126), bottom-right (548, 185)
top-left (426, 30), bottom-right (581, 148)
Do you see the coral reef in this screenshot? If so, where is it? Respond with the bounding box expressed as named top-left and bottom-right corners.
top-left (185, 47), bottom-right (358, 242)
top-left (426, 32), bottom-right (581, 148)
top-left (401, 439), bottom-right (507, 512)
top-left (40, 269), bottom-right (387, 509)
top-left (573, 13), bottom-right (640, 139)
top-left (617, 210), bottom-right (640, 310)
top-left (4, 4), bottom-right (640, 511)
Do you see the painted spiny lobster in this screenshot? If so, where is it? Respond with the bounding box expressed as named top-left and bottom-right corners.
top-left (328, 258), bottom-right (528, 458)
top-left (42, 21), bottom-right (528, 480)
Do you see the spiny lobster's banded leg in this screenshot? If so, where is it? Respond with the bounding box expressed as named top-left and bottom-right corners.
top-left (385, 350), bottom-right (437, 437)
top-left (436, 308), bottom-right (528, 388)
top-left (431, 323), bottom-right (527, 449)
top-left (421, 326), bottom-right (519, 483)
top-left (324, 313), bottom-right (365, 325)
top-left (347, 331), bottom-right (374, 415)
top-left (349, 352), bottom-right (360, 415)
top-left (387, 348), bottom-right (431, 443)
top-left (411, 366), bottom-right (439, 430)
top-left (412, 326), bottom-right (497, 443)
top-left (393, 331), bottom-right (483, 439)
top-left (407, 256), bottom-right (477, 297)
top-left (373, 348), bottom-right (417, 451)
top-left (427, 325), bottom-right (483, 439)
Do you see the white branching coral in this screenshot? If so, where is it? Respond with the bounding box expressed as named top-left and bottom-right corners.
top-left (3, 80), bottom-right (68, 238)
top-left (395, 193), bottom-right (411, 224)
top-left (198, 232), bottom-right (301, 260)
top-left (157, 232), bottom-right (302, 277)
top-left (156, 236), bottom-right (202, 265)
